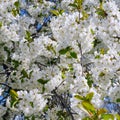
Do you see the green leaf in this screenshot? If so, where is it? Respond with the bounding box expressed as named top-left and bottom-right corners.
top-left (14, 1), bottom-right (20, 9)
top-left (21, 78), bottom-right (24, 83)
top-left (57, 110), bottom-right (68, 119)
top-left (95, 55), bottom-right (100, 59)
top-left (99, 0), bottom-right (104, 9)
top-left (29, 71), bottom-right (33, 79)
top-left (81, 10), bottom-right (89, 20)
top-left (78, 0), bottom-right (84, 4)
top-left (0, 22), bottom-right (2, 28)
top-left (4, 46), bottom-right (10, 56)
top-left (61, 72), bottom-right (66, 79)
top-left (96, 8), bottom-right (107, 18)
top-left (59, 9), bottom-right (64, 15)
top-left (85, 73), bottom-right (93, 88)
top-left (59, 49), bottom-right (67, 55)
top-left (97, 108), bottom-right (107, 115)
top-left (92, 38), bottom-right (101, 48)
top-left (74, 0), bottom-right (84, 10)
top-left (51, 8), bottom-right (64, 16)
top-left (115, 114), bottom-right (120, 120)
top-left (70, 51), bottom-right (77, 58)
top-left (11, 8), bottom-right (19, 16)
top-left (99, 0), bottom-right (103, 3)
top-left (47, 57), bottom-right (60, 66)
top-left (100, 48), bottom-right (105, 55)
top-left (10, 89), bottom-right (18, 99)
top-left (59, 46), bottom-right (72, 55)
top-left (50, 10), bottom-right (59, 16)
top-left (116, 98), bottom-right (120, 102)
top-left (66, 46), bottom-right (72, 51)
top-left (90, 29), bottom-right (95, 35)
top-left (12, 60), bottom-right (21, 69)
top-left (69, 3), bottom-right (78, 8)
top-left (68, 64), bottom-right (74, 71)
top-left (25, 30), bottom-right (31, 38)
top-left (82, 117), bottom-right (92, 120)
top-left (10, 89), bottom-right (19, 107)
top-left (99, 71), bottom-right (105, 77)
top-left (25, 30), bottom-right (33, 43)
top-left (21, 69), bottom-right (29, 78)
top-left (38, 0), bottom-right (43, 3)
top-left (118, 52), bottom-right (120, 56)
top-left (31, 115), bottom-right (35, 120)
top-left (86, 92), bottom-right (94, 102)
top-left (100, 114), bottom-right (114, 120)
top-left (38, 12), bottom-right (43, 18)
top-left (30, 102), bottom-right (34, 108)
top-left (10, 98), bottom-right (19, 107)
top-left (37, 79), bottom-right (49, 85)
top-left (81, 101), bottom-right (96, 113)
top-left (74, 94), bottom-right (84, 100)
top-left (46, 44), bottom-right (56, 55)
top-left (43, 105), bottom-right (49, 112)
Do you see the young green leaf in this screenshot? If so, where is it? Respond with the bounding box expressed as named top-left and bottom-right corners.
top-left (92, 38), bottom-right (101, 48)
top-left (59, 46), bottom-right (72, 55)
top-left (96, 8), bottom-right (107, 18)
top-left (25, 30), bottom-right (34, 43)
top-left (10, 89), bottom-right (19, 107)
top-left (69, 3), bottom-right (78, 8)
top-left (0, 22), bottom-right (2, 28)
top-left (90, 29), bottom-right (95, 35)
top-left (37, 79), bottom-right (49, 85)
top-left (74, 0), bottom-right (84, 10)
top-left (100, 114), bottom-right (114, 120)
top-left (68, 64), bottom-right (74, 71)
top-left (115, 114), bottom-right (120, 120)
top-left (10, 89), bottom-right (18, 99)
top-left (70, 51), bottom-right (77, 59)
top-left (95, 55), bottom-right (100, 59)
top-left (59, 49), bottom-right (68, 55)
top-left (29, 71), bottom-right (33, 79)
top-left (99, 71), bottom-right (105, 77)
top-left (86, 92), bottom-right (94, 102)
top-left (85, 73), bottom-right (94, 88)
top-left (21, 69), bottom-right (29, 78)
top-left (61, 71), bottom-right (66, 79)
top-left (12, 60), bottom-right (21, 69)
top-left (116, 98), bottom-right (120, 102)
top-left (99, 0), bottom-right (103, 3)
top-left (82, 117), bottom-right (92, 120)
top-left (46, 44), bottom-right (56, 55)
top-left (38, 0), bottom-right (43, 3)
top-left (100, 48), bottom-right (105, 55)
top-left (97, 108), bottom-right (107, 115)
top-left (81, 101), bottom-right (96, 113)
top-left (59, 9), bottom-right (64, 15)
top-left (74, 94), bottom-right (84, 100)
top-left (77, 103), bottom-right (90, 115)
top-left (11, 8), bottom-right (19, 17)
top-left (10, 98), bottom-right (19, 108)
top-left (30, 102), bottom-right (34, 108)
top-left (50, 10), bottom-right (59, 16)
top-left (50, 9), bottom-right (64, 16)
top-left (14, 1), bottom-right (20, 9)
top-left (31, 115), bottom-right (35, 120)
top-left (81, 10), bottom-right (89, 20)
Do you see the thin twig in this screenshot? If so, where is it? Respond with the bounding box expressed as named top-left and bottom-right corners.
top-left (77, 40), bottom-right (83, 76)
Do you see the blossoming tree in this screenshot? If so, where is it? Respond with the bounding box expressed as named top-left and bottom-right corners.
top-left (0, 0), bottom-right (120, 119)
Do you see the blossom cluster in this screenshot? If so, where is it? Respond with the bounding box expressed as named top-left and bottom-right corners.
top-left (0, 0), bottom-right (120, 119)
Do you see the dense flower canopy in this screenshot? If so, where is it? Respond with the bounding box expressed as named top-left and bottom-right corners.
top-left (0, 0), bottom-right (120, 119)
